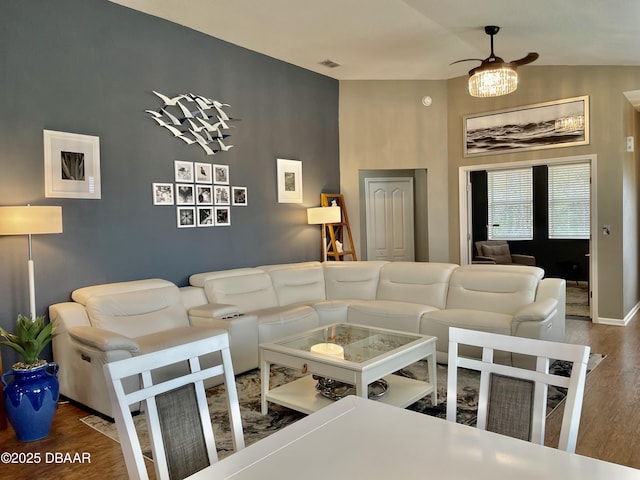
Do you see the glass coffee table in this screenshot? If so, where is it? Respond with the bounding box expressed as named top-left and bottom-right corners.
top-left (260, 323), bottom-right (437, 415)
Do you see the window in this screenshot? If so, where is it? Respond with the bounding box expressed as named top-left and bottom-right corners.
top-left (487, 167), bottom-right (533, 240)
top-left (548, 162), bottom-right (590, 239)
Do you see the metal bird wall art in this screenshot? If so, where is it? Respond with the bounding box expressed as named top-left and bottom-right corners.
top-left (146, 91), bottom-right (238, 155)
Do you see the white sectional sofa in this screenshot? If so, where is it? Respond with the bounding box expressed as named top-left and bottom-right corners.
top-left (49, 261), bottom-right (565, 417)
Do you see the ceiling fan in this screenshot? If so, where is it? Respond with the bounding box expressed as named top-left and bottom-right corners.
top-left (452, 26), bottom-right (539, 97)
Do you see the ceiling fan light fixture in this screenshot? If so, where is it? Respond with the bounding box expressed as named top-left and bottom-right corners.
top-left (468, 65), bottom-right (518, 97)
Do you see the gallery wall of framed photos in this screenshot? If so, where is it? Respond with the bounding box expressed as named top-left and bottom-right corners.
top-left (152, 160), bottom-right (247, 228)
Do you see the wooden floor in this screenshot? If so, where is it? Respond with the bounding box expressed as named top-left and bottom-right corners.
top-left (2, 315), bottom-right (640, 479)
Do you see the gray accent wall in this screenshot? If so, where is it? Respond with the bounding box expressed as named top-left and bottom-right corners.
top-left (0, 1), bottom-right (339, 369)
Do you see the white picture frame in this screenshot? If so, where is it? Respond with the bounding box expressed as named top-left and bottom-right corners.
top-left (44, 129), bottom-right (101, 199)
top-left (195, 162), bottom-right (213, 183)
top-left (177, 206), bottom-right (196, 228)
top-left (196, 185), bottom-right (213, 205)
top-left (214, 206), bottom-right (231, 226)
top-left (175, 160), bottom-right (194, 182)
top-left (232, 186), bottom-right (248, 206)
top-left (214, 185), bottom-right (230, 205)
top-left (152, 183), bottom-right (174, 205)
top-left (197, 207), bottom-right (214, 227)
top-left (277, 158), bottom-right (302, 203)
top-left (213, 164), bottom-right (230, 184)
top-left (176, 184), bottom-right (195, 205)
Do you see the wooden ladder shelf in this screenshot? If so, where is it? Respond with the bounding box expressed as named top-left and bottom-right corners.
top-left (321, 193), bottom-right (357, 261)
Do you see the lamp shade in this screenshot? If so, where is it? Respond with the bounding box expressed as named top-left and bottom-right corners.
top-left (0, 206), bottom-right (63, 235)
top-left (307, 206), bottom-right (341, 225)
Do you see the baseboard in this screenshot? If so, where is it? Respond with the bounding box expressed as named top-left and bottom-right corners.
top-left (596, 300), bottom-right (640, 326)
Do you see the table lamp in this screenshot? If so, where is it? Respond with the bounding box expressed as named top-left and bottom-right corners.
top-left (307, 206), bottom-right (341, 262)
top-left (0, 205), bottom-right (63, 320)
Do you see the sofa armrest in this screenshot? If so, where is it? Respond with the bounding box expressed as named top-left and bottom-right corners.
top-left (511, 254), bottom-right (536, 266)
top-left (188, 303), bottom-right (240, 320)
top-left (67, 326), bottom-right (140, 354)
top-left (188, 312), bottom-right (258, 374)
top-left (513, 298), bottom-right (557, 323)
top-left (49, 302), bottom-right (92, 334)
top-left (472, 256), bottom-right (497, 264)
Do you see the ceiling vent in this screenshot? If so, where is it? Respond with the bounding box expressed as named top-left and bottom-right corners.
top-left (319, 59), bottom-right (341, 69)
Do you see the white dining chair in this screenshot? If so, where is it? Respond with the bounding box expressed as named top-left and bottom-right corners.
top-left (103, 332), bottom-right (245, 480)
top-left (446, 326), bottom-right (590, 453)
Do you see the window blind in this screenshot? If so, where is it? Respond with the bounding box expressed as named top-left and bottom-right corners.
top-left (548, 162), bottom-right (590, 239)
top-left (487, 167), bottom-right (533, 240)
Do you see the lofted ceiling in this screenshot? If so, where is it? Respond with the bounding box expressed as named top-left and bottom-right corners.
top-left (110, 0), bottom-right (640, 81)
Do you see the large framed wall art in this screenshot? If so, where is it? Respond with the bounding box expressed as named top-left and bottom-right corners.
top-left (464, 96), bottom-right (590, 157)
top-left (44, 130), bottom-right (101, 199)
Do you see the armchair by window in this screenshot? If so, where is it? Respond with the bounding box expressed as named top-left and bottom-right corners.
top-left (474, 240), bottom-right (535, 266)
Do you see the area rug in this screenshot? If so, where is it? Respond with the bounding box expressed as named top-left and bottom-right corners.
top-left (81, 353), bottom-right (604, 461)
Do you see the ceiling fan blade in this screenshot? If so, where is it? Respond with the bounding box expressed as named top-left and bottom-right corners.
top-left (449, 58), bottom-right (483, 66)
top-left (510, 52), bottom-right (539, 67)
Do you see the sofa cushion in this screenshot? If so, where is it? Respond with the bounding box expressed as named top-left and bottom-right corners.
top-left (253, 305), bottom-right (319, 343)
top-left (376, 262), bottom-right (457, 308)
top-left (446, 267), bottom-right (538, 315)
top-left (260, 262), bottom-right (326, 306)
top-left (189, 268), bottom-right (262, 288)
top-left (481, 244), bottom-right (512, 264)
top-left (203, 272), bottom-right (279, 313)
top-left (347, 300), bottom-right (438, 333)
top-left (323, 261), bottom-right (387, 300)
top-left (85, 284), bottom-right (190, 338)
top-left (72, 278), bottom-right (175, 305)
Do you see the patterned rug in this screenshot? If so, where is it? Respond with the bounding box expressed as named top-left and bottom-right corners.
top-left (80, 353), bottom-right (604, 461)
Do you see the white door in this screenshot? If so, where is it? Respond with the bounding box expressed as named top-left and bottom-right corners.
top-left (365, 177), bottom-right (415, 261)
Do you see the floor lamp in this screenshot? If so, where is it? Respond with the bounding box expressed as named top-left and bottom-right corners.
top-left (307, 206), bottom-right (341, 262)
top-left (0, 205), bottom-right (63, 320)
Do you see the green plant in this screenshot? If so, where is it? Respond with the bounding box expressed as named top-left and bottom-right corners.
top-left (0, 314), bottom-right (55, 368)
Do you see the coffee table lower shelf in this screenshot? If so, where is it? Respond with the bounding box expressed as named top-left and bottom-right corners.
top-left (265, 374), bottom-right (433, 415)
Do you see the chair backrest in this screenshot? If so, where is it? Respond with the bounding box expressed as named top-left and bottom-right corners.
top-left (446, 327), bottom-right (590, 453)
top-left (475, 240), bottom-right (512, 264)
top-left (103, 333), bottom-right (245, 480)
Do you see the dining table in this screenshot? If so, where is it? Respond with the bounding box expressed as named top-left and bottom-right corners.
top-left (186, 395), bottom-right (640, 479)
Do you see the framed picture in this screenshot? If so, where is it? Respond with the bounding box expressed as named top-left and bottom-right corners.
top-left (176, 184), bottom-right (195, 205)
top-left (175, 160), bottom-right (194, 182)
top-left (197, 207), bottom-right (214, 227)
top-left (232, 186), bottom-right (248, 206)
top-left (214, 185), bottom-right (230, 205)
top-left (277, 158), bottom-right (302, 203)
top-left (195, 162), bottom-right (213, 183)
top-left (464, 95), bottom-right (590, 157)
top-left (196, 185), bottom-right (213, 205)
top-left (152, 183), bottom-right (174, 205)
top-left (44, 130), bottom-right (101, 199)
top-left (214, 207), bottom-right (231, 226)
top-left (213, 164), bottom-right (229, 184)
top-left (176, 206), bottom-right (196, 228)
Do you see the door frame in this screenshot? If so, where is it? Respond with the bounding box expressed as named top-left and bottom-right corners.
top-left (458, 154), bottom-right (598, 322)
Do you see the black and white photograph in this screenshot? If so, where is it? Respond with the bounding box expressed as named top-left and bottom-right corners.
top-left (176, 184), bottom-right (195, 205)
top-left (464, 96), bottom-right (589, 157)
top-left (176, 206), bottom-right (196, 228)
top-left (195, 162), bottom-right (213, 183)
top-left (197, 207), bottom-right (214, 227)
top-left (196, 185), bottom-right (213, 205)
top-left (152, 182), bottom-right (174, 205)
top-left (174, 160), bottom-right (194, 182)
top-left (214, 185), bottom-right (230, 205)
top-left (232, 186), bottom-right (248, 206)
top-left (213, 164), bottom-right (229, 184)
top-left (214, 206), bottom-right (230, 226)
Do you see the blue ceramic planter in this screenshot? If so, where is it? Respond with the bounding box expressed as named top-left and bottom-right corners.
top-left (2, 362), bottom-right (59, 442)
